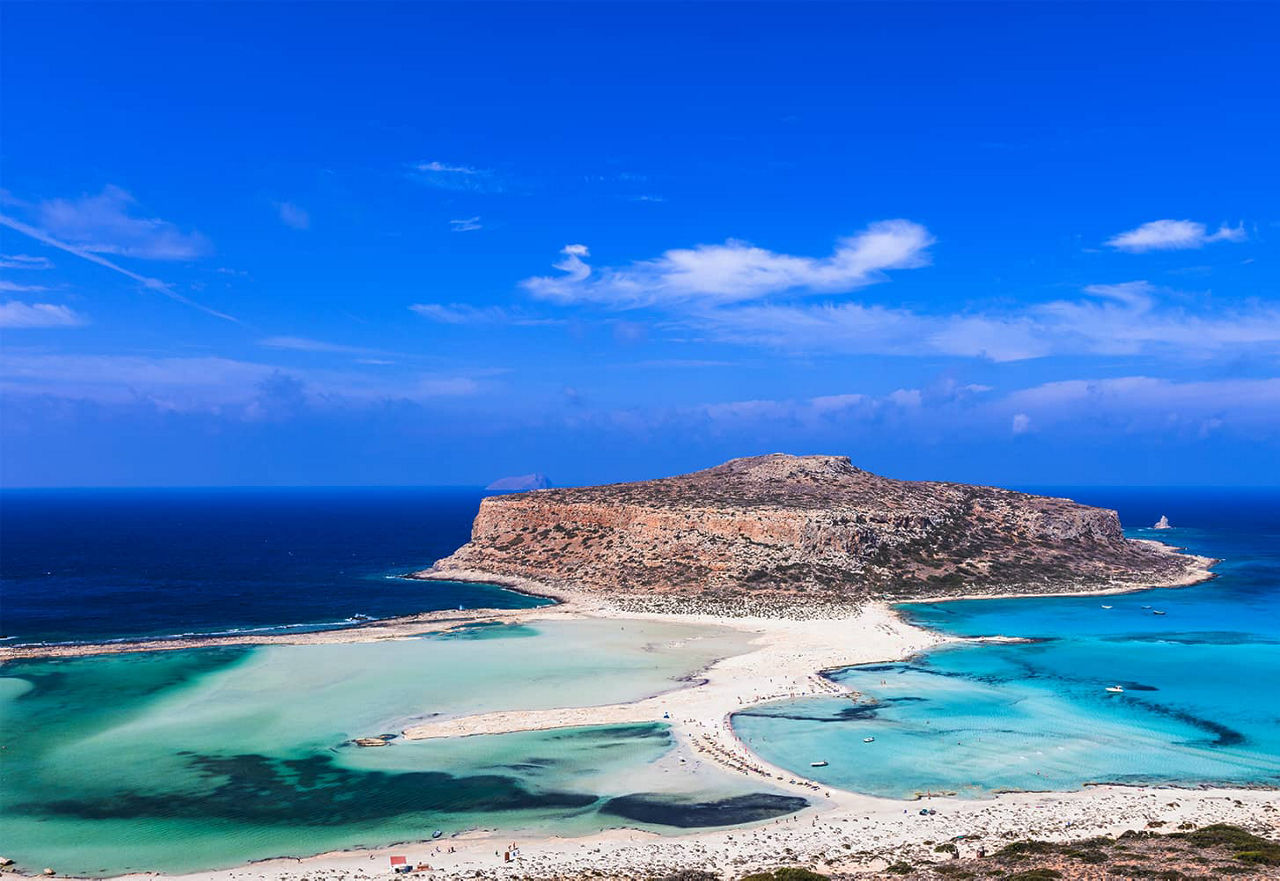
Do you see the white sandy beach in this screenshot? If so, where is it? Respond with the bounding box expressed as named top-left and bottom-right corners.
top-left (40, 563), bottom-right (1277, 881)
top-left (146, 785), bottom-right (1279, 881)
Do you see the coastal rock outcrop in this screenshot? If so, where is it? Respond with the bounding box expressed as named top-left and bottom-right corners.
top-left (430, 454), bottom-right (1205, 603)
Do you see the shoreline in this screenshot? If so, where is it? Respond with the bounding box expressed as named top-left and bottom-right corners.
top-left (16, 598), bottom-right (1280, 878)
top-left (1, 539), bottom-right (1213, 663)
top-left (904, 542), bottom-right (1218, 605)
top-left (15, 547), bottom-right (1277, 880)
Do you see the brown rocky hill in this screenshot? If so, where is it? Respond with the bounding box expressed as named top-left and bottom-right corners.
top-left (428, 454), bottom-right (1206, 605)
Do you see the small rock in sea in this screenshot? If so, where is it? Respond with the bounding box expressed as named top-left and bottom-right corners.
top-left (43, 870), bottom-right (56, 877)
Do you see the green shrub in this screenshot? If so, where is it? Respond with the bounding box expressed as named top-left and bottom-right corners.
top-left (996, 841), bottom-right (1056, 859)
top-left (737, 869), bottom-right (828, 881)
top-left (1175, 823), bottom-right (1280, 866)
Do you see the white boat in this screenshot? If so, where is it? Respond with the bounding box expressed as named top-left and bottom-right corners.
top-left (863, 736), bottom-right (875, 743)
top-left (810, 760), bottom-right (828, 767)
top-left (1101, 604), bottom-right (1113, 609)
top-left (1153, 610), bottom-right (1167, 615)
top-left (1105, 685), bottom-right (1125, 694)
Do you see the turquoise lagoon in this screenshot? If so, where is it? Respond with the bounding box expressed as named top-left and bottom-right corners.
top-left (733, 493), bottom-right (1280, 799)
top-left (0, 619), bottom-right (801, 877)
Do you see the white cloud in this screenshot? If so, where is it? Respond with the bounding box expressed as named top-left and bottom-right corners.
top-left (999, 376), bottom-right (1280, 436)
top-left (411, 303), bottom-right (509, 324)
top-left (0, 254), bottom-right (53, 269)
top-left (0, 353), bottom-right (487, 411)
top-left (670, 376), bottom-right (1280, 441)
top-left (275, 201), bottom-right (311, 230)
top-left (409, 302), bottom-right (559, 326)
top-left (259, 336), bottom-right (382, 356)
top-left (450, 216), bottom-right (482, 232)
top-left (409, 161), bottom-right (501, 192)
top-left (0, 212), bottom-right (239, 324)
top-left (624, 359), bottom-right (738, 369)
top-left (888, 388), bottom-right (923, 407)
top-left (0, 302), bottom-right (87, 328)
top-left (697, 280), bottom-right (1280, 361)
top-left (0, 280), bottom-right (48, 292)
top-left (1106, 219), bottom-right (1246, 252)
top-left (415, 161), bottom-right (481, 175)
top-left (35, 185), bottom-right (212, 260)
top-left (522, 220), bottom-right (934, 307)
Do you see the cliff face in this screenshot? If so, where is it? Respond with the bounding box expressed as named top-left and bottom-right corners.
top-left (432, 454), bottom-right (1201, 601)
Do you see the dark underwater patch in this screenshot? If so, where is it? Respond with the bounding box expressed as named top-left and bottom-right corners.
top-left (5, 647), bottom-right (255, 749)
top-left (546, 723), bottom-right (670, 742)
top-left (599, 792), bottom-right (808, 827)
top-left (29, 751), bottom-right (596, 824)
top-left (1123, 700), bottom-right (1247, 747)
top-left (1103, 631), bottom-right (1278, 647)
top-left (734, 703), bottom-right (884, 723)
top-left (432, 622), bottom-right (540, 641)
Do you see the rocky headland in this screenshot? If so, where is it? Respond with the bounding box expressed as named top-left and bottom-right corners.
top-left (427, 454), bottom-right (1211, 609)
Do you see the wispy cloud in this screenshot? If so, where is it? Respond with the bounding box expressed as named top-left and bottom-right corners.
top-left (0, 352), bottom-right (487, 411)
top-left (624, 359), bottom-right (738, 369)
top-left (0, 302), bottom-right (87, 328)
top-left (409, 161), bottom-right (502, 192)
top-left (1000, 376), bottom-right (1280, 436)
top-left (1106, 219), bottom-right (1246, 252)
top-left (522, 220), bottom-right (934, 307)
top-left (35, 185), bottom-right (211, 260)
top-left (416, 161), bottom-right (482, 175)
top-left (409, 302), bottom-right (560, 326)
top-left (616, 374), bottom-right (1280, 442)
top-left (275, 201), bottom-right (311, 230)
top-left (0, 212), bottom-right (240, 324)
top-left (0, 280), bottom-right (48, 293)
top-left (693, 280), bottom-right (1280, 362)
top-left (258, 336), bottom-right (385, 356)
top-left (450, 216), bottom-right (483, 232)
top-left (0, 254), bottom-right (53, 270)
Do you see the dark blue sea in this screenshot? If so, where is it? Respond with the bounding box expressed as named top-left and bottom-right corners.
top-left (1, 484), bottom-right (1277, 875)
top-left (0, 487), bottom-right (547, 645)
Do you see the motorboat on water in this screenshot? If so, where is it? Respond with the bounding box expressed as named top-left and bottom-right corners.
top-left (810, 760), bottom-right (829, 767)
top-left (1105, 685), bottom-right (1125, 693)
top-left (1101, 604), bottom-right (1113, 609)
top-left (1153, 610), bottom-right (1167, 615)
top-left (863, 736), bottom-right (875, 743)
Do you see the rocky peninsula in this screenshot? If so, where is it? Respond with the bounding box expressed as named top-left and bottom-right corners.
top-left (427, 454), bottom-right (1211, 610)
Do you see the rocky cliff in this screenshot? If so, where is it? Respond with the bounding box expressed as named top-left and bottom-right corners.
top-left (429, 454), bottom-right (1205, 605)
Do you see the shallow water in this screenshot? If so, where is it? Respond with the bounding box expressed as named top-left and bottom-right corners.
top-left (733, 489), bottom-right (1280, 798)
top-left (0, 619), bottom-right (799, 876)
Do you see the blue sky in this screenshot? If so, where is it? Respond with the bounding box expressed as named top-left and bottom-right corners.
top-left (2, 2), bottom-right (1277, 487)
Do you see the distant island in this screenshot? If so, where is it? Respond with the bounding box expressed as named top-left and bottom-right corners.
top-left (433, 454), bottom-right (1210, 608)
top-left (485, 472), bottom-right (552, 491)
